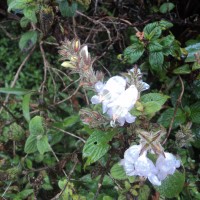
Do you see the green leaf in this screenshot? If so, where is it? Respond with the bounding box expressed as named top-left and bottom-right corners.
top-left (22, 93), bottom-right (32, 122)
top-left (185, 42), bottom-right (200, 62)
top-left (190, 102), bottom-right (200, 123)
top-left (37, 135), bottom-right (51, 155)
top-left (157, 108), bottom-right (186, 129)
top-left (103, 196), bottom-right (113, 200)
top-left (23, 6), bottom-right (37, 23)
top-left (138, 185), bottom-right (150, 200)
top-left (155, 171), bottom-right (185, 198)
top-left (19, 30), bottom-right (38, 50)
top-left (110, 163), bottom-right (128, 180)
top-left (192, 62), bottom-right (200, 71)
top-left (8, 0), bottom-right (27, 12)
top-left (0, 87), bottom-right (30, 95)
top-left (24, 135), bottom-right (37, 154)
top-left (159, 2), bottom-right (175, 14)
top-left (29, 116), bottom-right (45, 136)
top-left (149, 52), bottom-right (164, 71)
top-left (144, 22), bottom-right (162, 40)
top-left (83, 130), bottom-right (116, 165)
top-left (18, 189), bottom-right (34, 199)
top-left (173, 64), bottom-right (191, 74)
top-left (141, 93), bottom-right (169, 105)
top-left (63, 115), bottom-right (80, 127)
top-left (143, 102), bottom-right (162, 115)
top-left (148, 41), bottom-right (163, 52)
top-left (160, 35), bottom-right (175, 47)
top-left (57, 0), bottom-right (77, 17)
top-left (20, 17), bottom-right (30, 28)
top-left (159, 20), bottom-right (173, 30)
top-left (124, 43), bottom-right (144, 64)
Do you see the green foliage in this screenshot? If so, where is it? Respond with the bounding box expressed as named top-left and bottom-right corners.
top-left (110, 163), bottom-right (128, 180)
top-left (57, 0), bottom-right (77, 17)
top-left (25, 116), bottom-right (51, 154)
top-left (83, 130), bottom-right (116, 166)
top-left (2, 2), bottom-right (200, 199)
top-left (19, 30), bottom-right (38, 50)
top-left (159, 2), bottom-right (175, 14)
top-left (124, 43), bottom-right (144, 64)
top-left (158, 108), bottom-right (186, 129)
top-left (155, 171), bottom-right (185, 198)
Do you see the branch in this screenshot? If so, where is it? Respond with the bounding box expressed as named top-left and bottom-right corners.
top-left (162, 75), bottom-right (184, 145)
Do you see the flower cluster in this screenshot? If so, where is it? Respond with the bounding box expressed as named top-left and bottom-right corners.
top-left (91, 69), bottom-right (149, 127)
top-left (120, 145), bottom-right (181, 186)
top-left (59, 38), bottom-right (103, 88)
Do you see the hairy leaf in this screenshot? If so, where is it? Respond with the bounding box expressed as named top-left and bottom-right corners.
top-left (110, 163), bottom-right (128, 180)
top-left (155, 171), bottom-right (185, 198)
top-left (124, 43), bottom-right (144, 64)
top-left (83, 130), bottom-right (116, 165)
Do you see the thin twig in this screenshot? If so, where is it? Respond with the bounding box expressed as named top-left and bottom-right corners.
top-left (93, 158), bottom-right (111, 200)
top-left (1, 181), bottom-right (12, 198)
top-left (39, 42), bottom-right (49, 99)
top-left (0, 45), bottom-right (36, 113)
top-left (76, 11), bottom-right (112, 42)
top-left (50, 158), bottom-right (78, 200)
top-left (51, 126), bottom-right (85, 143)
top-left (50, 147), bottom-right (68, 178)
top-left (53, 83), bottom-right (81, 106)
top-left (162, 76), bottom-right (184, 145)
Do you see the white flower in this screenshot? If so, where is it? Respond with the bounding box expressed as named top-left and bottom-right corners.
top-left (91, 76), bottom-right (126, 113)
top-left (120, 145), bottom-right (161, 186)
top-left (106, 85), bottom-right (138, 126)
top-left (135, 153), bottom-right (161, 186)
top-left (120, 145), bottom-right (181, 186)
top-left (120, 145), bottom-right (141, 176)
top-left (156, 152), bottom-right (181, 181)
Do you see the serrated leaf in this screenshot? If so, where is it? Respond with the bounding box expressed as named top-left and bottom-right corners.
top-left (29, 116), bottom-right (45, 136)
top-left (157, 108), bottom-right (186, 129)
top-left (190, 102), bottom-right (200, 123)
top-left (159, 20), bottom-right (173, 30)
top-left (124, 43), bottom-right (144, 64)
top-left (19, 31), bottom-right (38, 50)
top-left (192, 80), bottom-right (200, 99)
top-left (159, 2), bottom-right (175, 14)
top-left (24, 135), bottom-right (37, 154)
top-left (144, 22), bottom-right (162, 40)
top-left (110, 163), bottom-right (128, 180)
top-left (0, 87), bottom-right (30, 95)
top-left (173, 64), bottom-right (191, 74)
top-left (160, 35), bottom-right (174, 47)
top-left (155, 171), bottom-right (185, 198)
top-left (83, 130), bottom-right (116, 165)
top-left (141, 93), bottom-right (169, 105)
top-left (57, 0), bottom-right (77, 17)
top-left (148, 41), bottom-right (163, 52)
top-left (37, 135), bottom-right (51, 154)
top-left (22, 93), bottom-right (32, 122)
top-left (149, 52), bottom-right (164, 71)
top-left (23, 6), bottom-right (37, 23)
